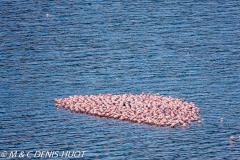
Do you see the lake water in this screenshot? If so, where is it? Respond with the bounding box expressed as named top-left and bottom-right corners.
top-left (0, 0), bottom-right (239, 159)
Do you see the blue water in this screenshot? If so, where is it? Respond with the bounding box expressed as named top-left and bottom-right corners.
top-left (1, 0), bottom-right (240, 159)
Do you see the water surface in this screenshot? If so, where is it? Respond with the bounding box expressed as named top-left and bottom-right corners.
top-left (0, 0), bottom-right (240, 159)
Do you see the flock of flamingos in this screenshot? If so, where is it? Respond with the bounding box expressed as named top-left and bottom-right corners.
top-left (54, 93), bottom-right (201, 128)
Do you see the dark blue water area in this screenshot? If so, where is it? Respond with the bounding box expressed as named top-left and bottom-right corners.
top-left (0, 0), bottom-right (240, 159)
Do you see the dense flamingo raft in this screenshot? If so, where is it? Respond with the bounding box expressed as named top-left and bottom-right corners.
top-left (54, 93), bottom-right (200, 128)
